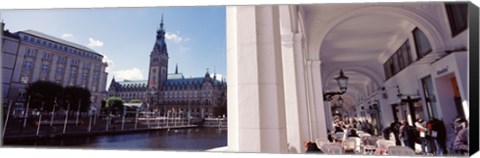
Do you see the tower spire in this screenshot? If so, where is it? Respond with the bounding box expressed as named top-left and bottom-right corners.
top-left (175, 63), bottom-right (178, 74)
top-left (160, 13), bottom-right (164, 30)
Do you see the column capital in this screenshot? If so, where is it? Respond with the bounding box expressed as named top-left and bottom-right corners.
top-left (281, 33), bottom-right (302, 47)
top-left (306, 60), bottom-right (321, 68)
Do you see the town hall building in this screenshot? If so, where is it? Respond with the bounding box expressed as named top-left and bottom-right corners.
top-left (107, 16), bottom-right (227, 118)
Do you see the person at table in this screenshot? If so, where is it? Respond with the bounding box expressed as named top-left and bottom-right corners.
top-left (426, 117), bottom-right (447, 155)
top-left (334, 124), bottom-right (344, 133)
top-left (399, 120), bottom-right (416, 150)
top-left (346, 128), bottom-right (360, 138)
top-left (415, 118), bottom-right (428, 154)
top-left (382, 126), bottom-right (391, 140)
top-left (453, 117), bottom-right (468, 155)
top-left (390, 119), bottom-right (402, 146)
top-left (304, 141), bottom-right (323, 153)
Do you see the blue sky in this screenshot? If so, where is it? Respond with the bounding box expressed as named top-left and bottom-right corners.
top-left (1, 6), bottom-right (226, 88)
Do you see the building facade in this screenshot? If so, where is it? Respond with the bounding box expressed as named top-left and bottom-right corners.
top-left (108, 17), bottom-right (227, 118)
top-left (1, 22), bottom-right (109, 113)
top-left (226, 2), bottom-right (472, 153)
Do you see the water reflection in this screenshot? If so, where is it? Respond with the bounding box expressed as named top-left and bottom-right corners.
top-left (5, 128), bottom-right (227, 151)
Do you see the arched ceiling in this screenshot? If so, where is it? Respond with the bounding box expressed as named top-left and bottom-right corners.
top-left (302, 4), bottom-right (418, 109)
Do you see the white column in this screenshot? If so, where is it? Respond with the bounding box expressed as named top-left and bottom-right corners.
top-left (227, 5), bottom-right (288, 153)
top-left (226, 6), bottom-right (240, 151)
top-left (49, 56), bottom-right (59, 81)
top-left (63, 57), bottom-right (72, 86)
top-left (325, 101), bottom-right (333, 131)
top-left (379, 96), bottom-right (394, 128)
top-left (307, 60), bottom-right (329, 141)
top-left (31, 49), bottom-right (43, 81)
top-left (281, 33), bottom-right (311, 153)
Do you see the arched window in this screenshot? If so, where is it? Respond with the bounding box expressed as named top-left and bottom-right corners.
top-left (413, 28), bottom-right (432, 59)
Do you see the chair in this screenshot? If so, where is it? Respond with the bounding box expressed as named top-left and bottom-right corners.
top-left (387, 146), bottom-right (415, 155)
top-left (342, 139), bottom-right (356, 153)
top-left (359, 133), bottom-right (371, 138)
top-left (334, 132), bottom-right (346, 142)
top-left (361, 136), bottom-right (378, 154)
top-left (315, 138), bottom-right (329, 150)
top-left (346, 137), bottom-right (361, 153)
top-left (321, 143), bottom-right (345, 154)
top-left (376, 140), bottom-right (396, 149)
top-left (375, 140), bottom-right (396, 155)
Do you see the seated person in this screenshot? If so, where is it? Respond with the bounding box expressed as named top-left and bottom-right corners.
top-left (346, 129), bottom-right (360, 138)
top-left (304, 141), bottom-right (323, 153)
top-left (334, 125), bottom-right (344, 133)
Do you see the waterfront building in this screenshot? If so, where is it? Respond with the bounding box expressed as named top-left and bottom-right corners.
top-left (1, 22), bottom-right (109, 114)
top-left (107, 16), bottom-right (227, 118)
top-left (226, 2), bottom-right (471, 153)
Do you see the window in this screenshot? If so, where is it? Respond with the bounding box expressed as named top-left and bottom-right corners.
top-left (70, 69), bottom-right (77, 78)
top-left (41, 64), bottom-right (49, 73)
top-left (42, 52), bottom-right (52, 60)
top-left (23, 36), bottom-right (29, 41)
top-left (413, 28), bottom-right (432, 59)
top-left (82, 72), bottom-right (88, 80)
top-left (71, 59), bottom-right (80, 66)
top-left (25, 48), bottom-right (35, 56)
top-left (383, 40), bottom-right (413, 80)
top-left (56, 68), bottom-right (63, 75)
top-left (445, 3), bottom-right (468, 37)
top-left (58, 56), bottom-right (66, 63)
top-left (24, 61), bottom-right (33, 69)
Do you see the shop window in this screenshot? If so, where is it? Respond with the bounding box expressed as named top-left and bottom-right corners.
top-left (445, 3), bottom-right (468, 37)
top-left (413, 28), bottom-right (432, 59)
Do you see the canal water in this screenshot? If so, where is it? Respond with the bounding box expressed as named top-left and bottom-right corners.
top-left (4, 128), bottom-right (227, 151)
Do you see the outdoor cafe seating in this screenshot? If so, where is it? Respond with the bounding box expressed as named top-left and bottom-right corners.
top-left (313, 134), bottom-right (417, 156)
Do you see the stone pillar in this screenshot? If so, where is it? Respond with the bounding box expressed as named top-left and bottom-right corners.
top-left (31, 49), bottom-right (42, 81)
top-left (379, 96), bottom-right (394, 128)
top-left (306, 60), bottom-right (329, 141)
top-left (49, 55), bottom-right (59, 81)
top-left (227, 5), bottom-right (288, 153)
top-left (63, 57), bottom-right (72, 86)
top-left (325, 101), bottom-right (333, 131)
top-left (281, 32), bottom-right (311, 153)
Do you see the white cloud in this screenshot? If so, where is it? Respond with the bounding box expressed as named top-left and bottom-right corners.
top-left (102, 54), bottom-right (114, 73)
top-left (61, 33), bottom-right (73, 39)
top-left (165, 32), bottom-right (189, 43)
top-left (112, 68), bottom-right (144, 81)
top-left (88, 37), bottom-right (104, 47)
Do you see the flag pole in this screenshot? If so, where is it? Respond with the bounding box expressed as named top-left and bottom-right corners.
top-left (36, 101), bottom-right (45, 136)
top-left (50, 97), bottom-right (57, 126)
top-left (63, 102), bottom-right (70, 134)
top-left (76, 99), bottom-right (81, 125)
top-left (2, 100), bottom-right (13, 137)
top-left (22, 95), bottom-right (31, 128)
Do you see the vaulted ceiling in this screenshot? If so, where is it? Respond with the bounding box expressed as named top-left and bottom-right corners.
top-left (301, 4), bottom-right (417, 114)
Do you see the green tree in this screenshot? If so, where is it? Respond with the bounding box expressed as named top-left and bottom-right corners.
top-left (60, 86), bottom-right (91, 112)
top-left (103, 97), bottom-right (124, 116)
top-left (129, 99), bottom-right (142, 103)
top-left (25, 81), bottom-right (63, 111)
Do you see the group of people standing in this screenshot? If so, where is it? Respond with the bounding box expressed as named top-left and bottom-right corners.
top-left (383, 116), bottom-right (469, 156)
top-left (333, 119), bottom-right (375, 135)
